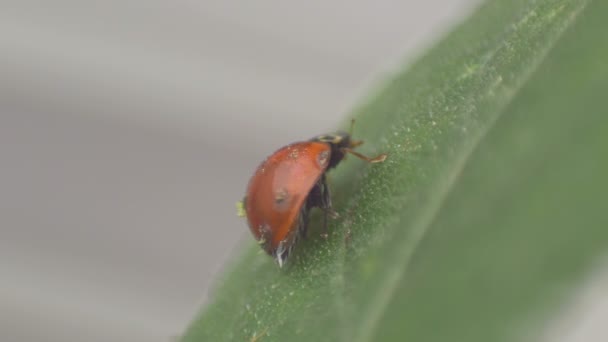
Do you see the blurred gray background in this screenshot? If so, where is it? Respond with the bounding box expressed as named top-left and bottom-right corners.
top-left (0, 1), bottom-right (481, 341)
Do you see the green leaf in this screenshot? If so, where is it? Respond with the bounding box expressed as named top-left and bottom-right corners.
top-left (183, 0), bottom-right (608, 341)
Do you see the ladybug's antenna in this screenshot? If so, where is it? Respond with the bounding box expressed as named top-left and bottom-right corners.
top-left (344, 118), bottom-right (387, 163)
top-left (348, 119), bottom-right (366, 148)
top-left (349, 118), bottom-right (356, 137)
top-left (341, 148), bottom-right (387, 163)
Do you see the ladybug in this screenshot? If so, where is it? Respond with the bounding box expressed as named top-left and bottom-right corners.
top-left (240, 124), bottom-right (386, 267)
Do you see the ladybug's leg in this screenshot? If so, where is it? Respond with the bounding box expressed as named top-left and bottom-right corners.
top-left (319, 175), bottom-right (333, 239)
top-left (321, 176), bottom-right (340, 216)
top-left (300, 182), bottom-right (324, 240)
top-left (297, 205), bottom-right (310, 239)
top-left (304, 176), bottom-right (337, 239)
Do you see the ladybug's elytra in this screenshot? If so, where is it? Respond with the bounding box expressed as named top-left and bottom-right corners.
top-left (241, 125), bottom-right (386, 267)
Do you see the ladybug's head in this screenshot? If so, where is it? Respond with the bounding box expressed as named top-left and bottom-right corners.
top-left (310, 131), bottom-right (352, 169)
top-left (311, 130), bottom-right (386, 169)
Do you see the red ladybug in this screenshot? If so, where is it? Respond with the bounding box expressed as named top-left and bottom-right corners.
top-left (241, 126), bottom-right (386, 267)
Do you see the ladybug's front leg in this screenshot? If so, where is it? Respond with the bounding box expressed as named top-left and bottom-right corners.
top-left (305, 176), bottom-right (338, 239)
top-left (297, 205), bottom-right (310, 240)
top-left (319, 175), bottom-right (339, 239)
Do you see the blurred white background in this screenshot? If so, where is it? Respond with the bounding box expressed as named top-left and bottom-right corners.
top-left (0, 1), bottom-right (480, 341)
